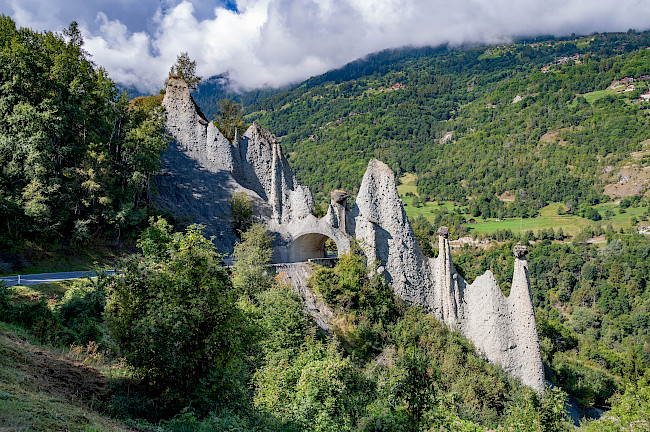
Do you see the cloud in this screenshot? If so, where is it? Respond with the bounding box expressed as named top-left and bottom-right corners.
top-left (3, 0), bottom-right (650, 93)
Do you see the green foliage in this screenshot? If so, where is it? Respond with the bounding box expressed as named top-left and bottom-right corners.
top-left (0, 277), bottom-right (110, 347)
top-left (537, 316), bottom-right (579, 363)
top-left (457, 232), bottom-right (650, 408)
top-left (254, 283), bottom-right (310, 361)
top-left (393, 347), bottom-right (437, 432)
top-left (243, 32), bottom-right (650, 214)
top-left (309, 252), bottom-right (401, 360)
top-left (501, 387), bottom-right (571, 432)
top-left (583, 207), bottom-right (602, 221)
top-left (391, 310), bottom-right (522, 427)
top-left (137, 216), bottom-right (175, 259)
top-left (169, 51), bottom-right (202, 90)
top-left (213, 99), bottom-right (247, 142)
top-left (54, 276), bottom-right (107, 345)
top-left (0, 283), bottom-right (60, 342)
top-left (229, 191), bottom-right (254, 235)
top-left (552, 355), bottom-right (619, 406)
top-left (0, 16), bottom-right (169, 248)
top-left (310, 252), bottom-right (399, 325)
top-left (254, 337), bottom-right (373, 432)
top-left (106, 221), bottom-right (245, 402)
top-left (4, 20), bottom-right (639, 430)
top-left (232, 223), bottom-right (274, 296)
top-left (580, 382), bottom-right (650, 432)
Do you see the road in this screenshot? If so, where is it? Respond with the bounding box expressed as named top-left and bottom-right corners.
top-left (0, 270), bottom-right (116, 287)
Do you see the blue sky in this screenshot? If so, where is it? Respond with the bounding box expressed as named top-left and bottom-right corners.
top-left (1, 0), bottom-right (649, 93)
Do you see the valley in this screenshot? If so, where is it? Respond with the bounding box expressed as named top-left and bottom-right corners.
top-left (1, 15), bottom-right (650, 432)
top-left (397, 173), bottom-right (649, 238)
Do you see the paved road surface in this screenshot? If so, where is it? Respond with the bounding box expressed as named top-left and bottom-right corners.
top-left (0, 270), bottom-right (115, 287)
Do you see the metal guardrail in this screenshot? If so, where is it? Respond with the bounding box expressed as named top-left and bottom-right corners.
top-left (0, 270), bottom-right (117, 287)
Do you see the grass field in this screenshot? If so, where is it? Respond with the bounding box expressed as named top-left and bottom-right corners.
top-left (397, 174), bottom-right (649, 238)
top-left (582, 88), bottom-right (618, 103)
top-left (396, 172), bottom-right (419, 196)
top-left (6, 281), bottom-right (69, 305)
top-left (568, 83), bottom-right (647, 107)
top-left (0, 276), bottom-right (136, 432)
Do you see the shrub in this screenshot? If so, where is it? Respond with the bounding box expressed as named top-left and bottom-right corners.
top-left (55, 277), bottom-right (107, 345)
top-left (232, 223), bottom-right (274, 296)
top-left (106, 222), bottom-right (246, 404)
top-left (229, 192), bottom-right (254, 235)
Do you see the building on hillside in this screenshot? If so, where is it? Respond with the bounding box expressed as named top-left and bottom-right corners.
top-left (620, 77), bottom-right (634, 84)
top-left (640, 91), bottom-right (650, 101)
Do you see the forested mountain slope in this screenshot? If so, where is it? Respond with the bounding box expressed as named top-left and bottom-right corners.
top-left (243, 32), bottom-right (650, 217)
top-left (0, 15), bottom-right (649, 431)
top-left (191, 73), bottom-right (283, 121)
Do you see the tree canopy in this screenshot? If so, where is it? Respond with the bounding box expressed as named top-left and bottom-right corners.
top-left (0, 16), bottom-right (169, 248)
top-left (169, 51), bottom-right (202, 90)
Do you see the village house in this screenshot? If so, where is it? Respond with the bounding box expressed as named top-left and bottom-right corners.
top-left (620, 84), bottom-right (636, 93)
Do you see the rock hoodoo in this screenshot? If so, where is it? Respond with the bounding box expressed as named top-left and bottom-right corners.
top-left (157, 77), bottom-right (545, 392)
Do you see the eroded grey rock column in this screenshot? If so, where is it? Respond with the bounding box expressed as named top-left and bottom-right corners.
top-left (509, 245), bottom-right (545, 392)
top-left (436, 226), bottom-right (459, 328)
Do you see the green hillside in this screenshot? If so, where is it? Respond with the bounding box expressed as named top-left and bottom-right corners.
top-left (245, 32), bottom-right (650, 220)
top-left (1, 14), bottom-right (650, 431)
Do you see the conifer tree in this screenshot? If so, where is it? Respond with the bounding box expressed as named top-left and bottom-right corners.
top-left (169, 51), bottom-right (202, 90)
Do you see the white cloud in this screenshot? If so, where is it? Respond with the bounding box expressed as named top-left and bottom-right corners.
top-left (3, 0), bottom-right (650, 93)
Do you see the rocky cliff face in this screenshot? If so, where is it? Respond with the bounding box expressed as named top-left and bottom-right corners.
top-left (239, 124), bottom-right (314, 224)
top-left (352, 159), bottom-right (434, 307)
top-left (354, 159), bottom-right (544, 391)
top-left (157, 78), bottom-right (544, 392)
top-left (158, 77), bottom-right (316, 254)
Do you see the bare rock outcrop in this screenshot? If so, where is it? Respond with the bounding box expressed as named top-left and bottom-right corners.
top-left (240, 123), bottom-right (314, 224)
top-left (354, 159), bottom-right (544, 391)
top-left (352, 159), bottom-right (434, 307)
top-left (157, 78), bottom-right (544, 392)
top-left (159, 78), bottom-right (313, 250)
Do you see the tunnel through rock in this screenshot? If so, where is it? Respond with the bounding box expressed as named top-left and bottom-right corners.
top-left (290, 233), bottom-right (340, 262)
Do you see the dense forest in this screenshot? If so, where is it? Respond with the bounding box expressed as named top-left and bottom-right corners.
top-left (0, 16), bottom-right (169, 254)
top-left (244, 32), bottom-right (650, 217)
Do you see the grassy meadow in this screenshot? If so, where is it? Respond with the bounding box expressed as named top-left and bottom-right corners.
top-left (397, 174), bottom-right (648, 238)
top-left (0, 280), bottom-right (133, 432)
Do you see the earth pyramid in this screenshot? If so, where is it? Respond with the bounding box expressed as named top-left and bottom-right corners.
top-left (157, 77), bottom-right (545, 392)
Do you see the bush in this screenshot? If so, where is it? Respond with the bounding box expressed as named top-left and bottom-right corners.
top-left (229, 192), bottom-right (254, 235)
top-left (552, 355), bottom-right (619, 406)
top-left (254, 338), bottom-right (372, 432)
top-left (55, 277), bottom-right (107, 345)
top-left (309, 252), bottom-right (399, 325)
top-left (585, 207), bottom-right (602, 221)
top-left (501, 386), bottom-right (571, 432)
top-left (106, 221), bottom-right (246, 406)
top-left (232, 223), bottom-right (274, 296)
top-left (580, 382), bottom-right (650, 432)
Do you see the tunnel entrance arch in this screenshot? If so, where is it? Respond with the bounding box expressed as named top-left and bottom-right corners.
top-left (290, 233), bottom-right (338, 262)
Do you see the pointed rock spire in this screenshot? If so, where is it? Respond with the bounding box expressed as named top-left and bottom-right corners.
top-left (436, 226), bottom-right (459, 327)
top-left (509, 245), bottom-right (545, 392)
